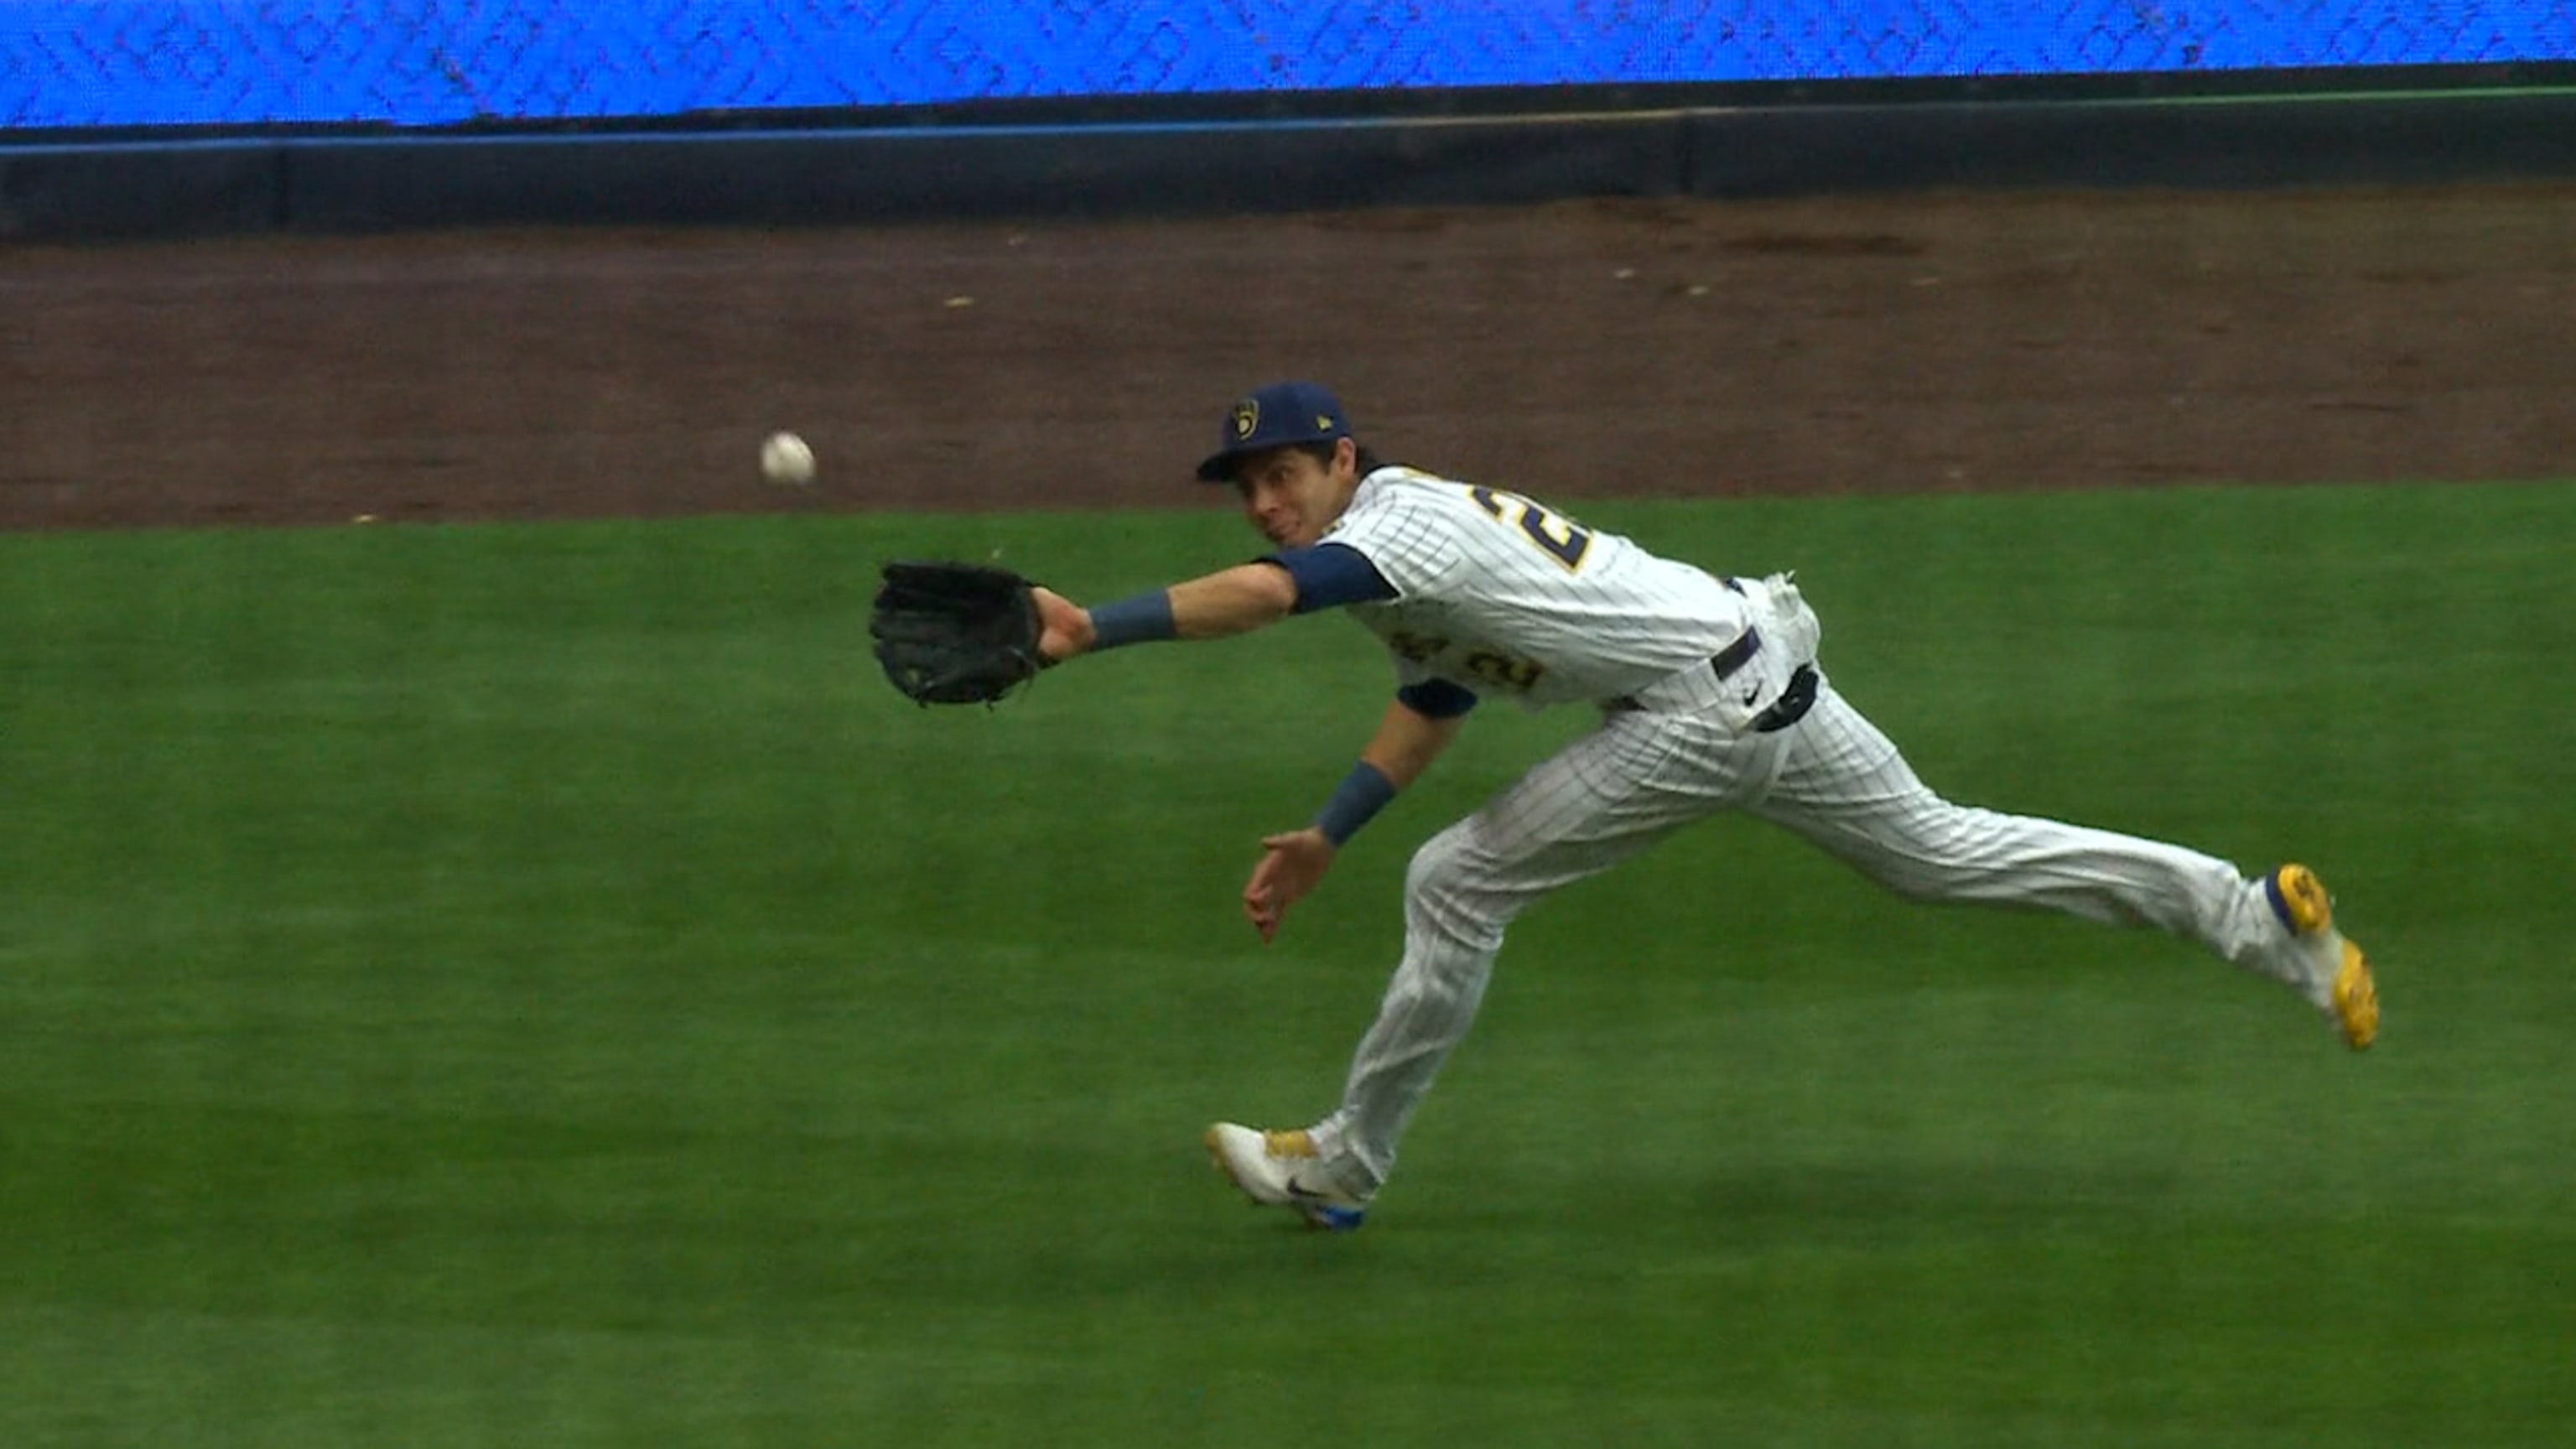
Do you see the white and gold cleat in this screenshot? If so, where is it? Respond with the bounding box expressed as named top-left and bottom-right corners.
top-left (2266, 864), bottom-right (2380, 1051)
top-left (1203, 1123), bottom-right (1368, 1231)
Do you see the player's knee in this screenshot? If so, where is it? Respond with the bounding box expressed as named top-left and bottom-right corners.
top-left (1405, 823), bottom-right (1506, 953)
top-left (1852, 843), bottom-right (2002, 905)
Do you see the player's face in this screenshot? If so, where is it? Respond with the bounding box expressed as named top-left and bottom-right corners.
top-left (1233, 440), bottom-right (1358, 549)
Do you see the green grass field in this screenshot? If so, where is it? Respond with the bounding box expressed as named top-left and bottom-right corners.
top-left (4, 481), bottom-right (2571, 1447)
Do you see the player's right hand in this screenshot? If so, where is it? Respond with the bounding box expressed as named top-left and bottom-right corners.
top-left (1244, 828), bottom-right (1336, 943)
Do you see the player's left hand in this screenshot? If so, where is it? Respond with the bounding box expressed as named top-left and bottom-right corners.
top-left (1244, 828), bottom-right (1337, 943)
top-left (1030, 586), bottom-right (1094, 664)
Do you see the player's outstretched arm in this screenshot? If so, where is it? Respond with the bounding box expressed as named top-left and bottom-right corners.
top-left (1034, 564), bottom-right (1297, 664)
top-left (1244, 699), bottom-right (1467, 943)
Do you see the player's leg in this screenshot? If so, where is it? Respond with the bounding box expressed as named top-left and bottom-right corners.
top-left (1302, 709), bottom-right (1769, 1199)
top-left (1747, 679), bottom-right (2371, 1037)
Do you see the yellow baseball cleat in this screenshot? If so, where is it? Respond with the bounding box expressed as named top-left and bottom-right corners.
top-left (1203, 1123), bottom-right (1368, 1231)
top-left (2266, 864), bottom-right (2380, 1050)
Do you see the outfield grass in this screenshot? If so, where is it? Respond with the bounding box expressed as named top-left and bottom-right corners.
top-left (3, 482), bottom-right (2571, 1447)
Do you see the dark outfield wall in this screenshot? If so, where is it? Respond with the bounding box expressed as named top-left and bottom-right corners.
top-left (3, 1), bottom-right (2575, 240)
top-left (10, 86), bottom-right (2576, 242)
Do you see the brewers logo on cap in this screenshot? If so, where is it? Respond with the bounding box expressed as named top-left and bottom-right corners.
top-left (1197, 380), bottom-right (1354, 482)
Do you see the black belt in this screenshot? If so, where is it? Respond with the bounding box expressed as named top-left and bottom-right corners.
top-left (1715, 577), bottom-right (1816, 731)
top-left (1711, 624), bottom-right (1818, 732)
top-left (1710, 623), bottom-right (1763, 681)
top-left (1610, 627), bottom-right (1818, 732)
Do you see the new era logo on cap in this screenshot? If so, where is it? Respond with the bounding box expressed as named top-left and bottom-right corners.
top-left (1197, 381), bottom-right (1352, 482)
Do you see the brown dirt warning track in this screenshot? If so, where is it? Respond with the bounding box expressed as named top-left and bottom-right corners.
top-left (4, 183), bottom-right (2573, 531)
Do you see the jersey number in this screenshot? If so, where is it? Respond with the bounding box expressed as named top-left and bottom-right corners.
top-left (1471, 487), bottom-right (1592, 571)
top-left (1389, 629), bottom-right (1547, 693)
top-left (1462, 650), bottom-right (1544, 692)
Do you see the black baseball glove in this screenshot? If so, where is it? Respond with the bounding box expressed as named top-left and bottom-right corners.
top-left (870, 560), bottom-right (1047, 706)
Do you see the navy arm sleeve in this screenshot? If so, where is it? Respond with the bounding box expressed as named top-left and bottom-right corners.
top-left (1266, 542), bottom-right (1398, 614)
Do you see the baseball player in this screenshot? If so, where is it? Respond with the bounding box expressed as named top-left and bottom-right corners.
top-left (1030, 381), bottom-right (2380, 1232)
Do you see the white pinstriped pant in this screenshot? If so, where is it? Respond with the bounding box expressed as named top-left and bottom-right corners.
top-left (1312, 655), bottom-right (2298, 1197)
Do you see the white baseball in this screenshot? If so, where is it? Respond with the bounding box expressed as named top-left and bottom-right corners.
top-left (760, 431), bottom-right (816, 486)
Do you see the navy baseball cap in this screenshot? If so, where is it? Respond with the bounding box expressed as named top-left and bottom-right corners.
top-left (1195, 381), bottom-right (1353, 482)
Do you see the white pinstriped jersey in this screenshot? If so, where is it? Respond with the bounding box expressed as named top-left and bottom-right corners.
top-left (1323, 466), bottom-right (1751, 707)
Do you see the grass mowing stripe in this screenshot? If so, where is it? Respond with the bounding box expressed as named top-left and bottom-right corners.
top-left (1, 480), bottom-right (2569, 1447)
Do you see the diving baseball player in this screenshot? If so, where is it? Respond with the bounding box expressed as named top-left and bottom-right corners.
top-left (1031, 381), bottom-right (2380, 1232)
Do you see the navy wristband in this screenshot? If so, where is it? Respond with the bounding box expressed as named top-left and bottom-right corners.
top-left (1314, 761), bottom-right (1398, 847)
top-left (1088, 589), bottom-right (1176, 651)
